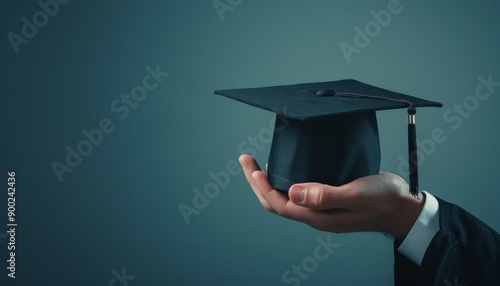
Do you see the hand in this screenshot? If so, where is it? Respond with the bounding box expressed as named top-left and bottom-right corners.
top-left (239, 155), bottom-right (425, 240)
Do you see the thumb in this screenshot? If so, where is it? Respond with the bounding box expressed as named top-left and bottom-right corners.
top-left (288, 183), bottom-right (350, 210)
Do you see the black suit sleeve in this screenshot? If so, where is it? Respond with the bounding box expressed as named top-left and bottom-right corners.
top-left (394, 196), bottom-right (500, 285)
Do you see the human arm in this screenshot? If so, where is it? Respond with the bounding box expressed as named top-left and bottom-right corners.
top-left (238, 154), bottom-right (424, 240)
top-left (239, 154), bottom-right (500, 284)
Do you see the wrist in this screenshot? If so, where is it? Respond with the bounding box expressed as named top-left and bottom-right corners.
top-left (390, 191), bottom-right (425, 240)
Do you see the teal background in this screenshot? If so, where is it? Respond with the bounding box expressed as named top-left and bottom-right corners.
top-left (1, 0), bottom-right (499, 285)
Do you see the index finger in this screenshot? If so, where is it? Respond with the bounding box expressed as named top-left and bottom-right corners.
top-left (252, 171), bottom-right (289, 215)
top-left (239, 155), bottom-right (273, 211)
top-left (239, 155), bottom-right (261, 191)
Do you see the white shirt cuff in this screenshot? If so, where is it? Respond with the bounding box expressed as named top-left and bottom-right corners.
top-left (397, 191), bottom-right (440, 266)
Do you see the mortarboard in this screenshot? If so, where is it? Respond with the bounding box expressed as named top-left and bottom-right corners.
top-left (215, 79), bottom-right (442, 196)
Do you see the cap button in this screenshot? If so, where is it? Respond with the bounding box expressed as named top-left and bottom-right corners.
top-left (315, 89), bottom-right (336, 96)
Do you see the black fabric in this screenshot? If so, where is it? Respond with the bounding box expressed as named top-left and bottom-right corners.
top-left (268, 112), bottom-right (380, 192)
top-left (394, 197), bottom-right (500, 285)
top-left (215, 79), bottom-right (442, 121)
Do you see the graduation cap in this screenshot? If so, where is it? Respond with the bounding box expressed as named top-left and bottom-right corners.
top-left (215, 79), bottom-right (442, 197)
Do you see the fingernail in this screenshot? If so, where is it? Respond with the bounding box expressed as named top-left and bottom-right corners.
top-left (289, 185), bottom-right (305, 204)
top-left (238, 155), bottom-right (246, 164)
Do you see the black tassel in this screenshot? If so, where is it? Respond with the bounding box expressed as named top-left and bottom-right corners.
top-left (408, 107), bottom-right (419, 197)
